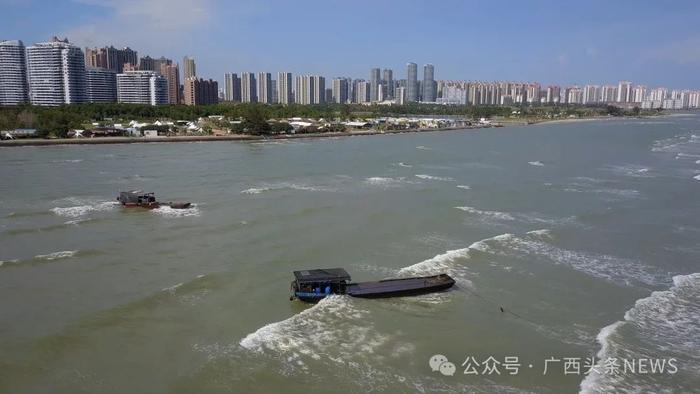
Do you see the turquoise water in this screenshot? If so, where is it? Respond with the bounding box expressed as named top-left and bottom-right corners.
top-left (1, 116), bottom-right (698, 393)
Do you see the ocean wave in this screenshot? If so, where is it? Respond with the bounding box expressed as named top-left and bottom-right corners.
top-left (416, 145), bottom-right (431, 150)
top-left (580, 273), bottom-right (700, 393)
top-left (34, 250), bottom-right (78, 261)
top-left (51, 159), bottom-right (84, 163)
top-left (50, 200), bottom-right (118, 218)
top-left (474, 232), bottom-right (668, 287)
top-left (364, 176), bottom-right (416, 188)
top-left (239, 296), bottom-right (388, 372)
top-left (415, 174), bottom-right (454, 181)
top-left (454, 206), bottom-right (515, 221)
top-left (528, 161), bottom-right (545, 167)
top-left (152, 205), bottom-right (200, 218)
top-left (240, 182), bottom-right (336, 194)
top-left (396, 162), bottom-right (413, 168)
top-left (603, 164), bottom-right (653, 178)
top-left (693, 174), bottom-right (700, 181)
top-left (456, 185), bottom-right (471, 190)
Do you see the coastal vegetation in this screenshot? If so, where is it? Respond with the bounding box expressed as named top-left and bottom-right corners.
top-left (0, 102), bottom-right (660, 138)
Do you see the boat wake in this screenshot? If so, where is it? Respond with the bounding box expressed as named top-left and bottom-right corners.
top-left (580, 273), bottom-right (700, 393)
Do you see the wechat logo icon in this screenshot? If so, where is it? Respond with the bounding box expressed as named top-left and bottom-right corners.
top-left (429, 354), bottom-right (456, 376)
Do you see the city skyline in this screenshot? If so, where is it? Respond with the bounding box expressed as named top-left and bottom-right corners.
top-left (2, 1), bottom-right (700, 89)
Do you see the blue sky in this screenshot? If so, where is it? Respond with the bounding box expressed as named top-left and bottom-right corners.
top-left (2, 0), bottom-right (700, 88)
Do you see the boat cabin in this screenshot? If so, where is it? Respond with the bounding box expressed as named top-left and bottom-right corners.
top-left (117, 190), bottom-right (159, 207)
top-left (291, 268), bottom-right (351, 302)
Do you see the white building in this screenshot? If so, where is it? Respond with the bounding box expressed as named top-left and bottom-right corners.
top-left (295, 75), bottom-right (314, 105)
top-left (86, 67), bottom-right (116, 103)
top-left (26, 37), bottom-right (87, 106)
top-left (617, 81), bottom-right (632, 103)
top-left (257, 72), bottom-right (272, 104)
top-left (277, 72), bottom-right (292, 104)
top-left (116, 71), bottom-right (168, 105)
top-left (0, 40), bottom-right (29, 105)
top-left (241, 72), bottom-right (256, 103)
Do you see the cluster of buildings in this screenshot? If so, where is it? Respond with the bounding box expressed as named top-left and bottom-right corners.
top-left (1, 36), bottom-right (700, 110)
top-left (223, 63), bottom-right (436, 105)
top-left (0, 37), bottom-right (217, 107)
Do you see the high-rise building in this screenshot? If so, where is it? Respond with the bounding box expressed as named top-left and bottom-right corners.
top-left (160, 63), bottom-right (180, 104)
top-left (85, 67), bottom-right (117, 103)
top-left (601, 85), bottom-right (617, 103)
top-left (138, 55), bottom-right (156, 71)
top-left (583, 85), bottom-right (600, 104)
top-left (277, 72), bottom-right (293, 104)
top-left (546, 86), bottom-right (561, 104)
top-left (353, 79), bottom-right (369, 103)
top-left (26, 37), bottom-right (87, 106)
top-left (369, 67), bottom-right (381, 102)
top-left (406, 62), bottom-right (418, 102)
top-left (632, 85), bottom-right (647, 103)
top-left (0, 40), bottom-right (29, 105)
top-left (224, 73), bottom-right (241, 102)
top-left (116, 70), bottom-right (168, 106)
top-left (183, 56), bottom-right (196, 79)
top-left (257, 72), bottom-right (273, 104)
top-left (395, 86), bottom-right (406, 105)
top-left (332, 78), bottom-right (349, 104)
top-left (617, 81), bottom-right (632, 103)
top-left (241, 72), bottom-right (257, 103)
top-left (312, 75), bottom-right (325, 104)
top-left (422, 64), bottom-right (436, 102)
top-left (294, 75), bottom-right (313, 105)
top-left (85, 46), bottom-right (137, 73)
top-left (183, 77), bottom-right (218, 106)
top-left (382, 69), bottom-right (394, 100)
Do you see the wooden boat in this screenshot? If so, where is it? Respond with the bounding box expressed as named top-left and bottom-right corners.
top-left (290, 268), bottom-right (455, 303)
top-left (117, 191), bottom-right (191, 210)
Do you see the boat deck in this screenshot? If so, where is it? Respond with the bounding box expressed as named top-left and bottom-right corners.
top-left (346, 274), bottom-right (454, 297)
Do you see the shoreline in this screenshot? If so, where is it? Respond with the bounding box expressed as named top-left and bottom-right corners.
top-left (0, 115), bottom-right (657, 147)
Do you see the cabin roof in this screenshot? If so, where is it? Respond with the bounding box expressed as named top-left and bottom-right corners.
top-left (293, 268), bottom-right (351, 283)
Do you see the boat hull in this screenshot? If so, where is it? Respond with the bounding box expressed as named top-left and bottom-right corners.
top-left (346, 274), bottom-right (455, 299)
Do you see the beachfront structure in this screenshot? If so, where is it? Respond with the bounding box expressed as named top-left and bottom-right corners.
top-left (116, 70), bottom-right (168, 105)
top-left (241, 72), bottom-right (257, 103)
top-left (26, 37), bottom-right (87, 106)
top-left (183, 77), bottom-right (218, 106)
top-left (422, 64), bottom-right (436, 102)
top-left (277, 72), bottom-right (292, 104)
top-left (86, 67), bottom-right (117, 103)
top-left (257, 72), bottom-right (273, 104)
top-left (0, 40), bottom-right (29, 105)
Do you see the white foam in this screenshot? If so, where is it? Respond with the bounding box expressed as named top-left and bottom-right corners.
top-left (364, 176), bottom-right (414, 188)
top-left (454, 206), bottom-right (515, 221)
top-left (239, 296), bottom-right (387, 371)
top-left (416, 146), bottom-right (430, 150)
top-left (397, 162), bottom-right (413, 168)
top-left (415, 174), bottom-right (454, 181)
top-left (694, 174), bottom-right (700, 181)
top-left (152, 205), bottom-right (200, 218)
top-left (240, 187), bottom-right (269, 194)
top-left (456, 185), bottom-right (471, 190)
top-left (34, 250), bottom-right (78, 261)
top-left (580, 273), bottom-right (700, 393)
top-left (162, 282), bottom-right (184, 292)
top-left (51, 201), bottom-right (118, 218)
top-left (240, 183), bottom-right (335, 194)
top-left (477, 233), bottom-right (667, 286)
top-left (528, 161), bottom-right (545, 167)
top-left (605, 164), bottom-right (653, 178)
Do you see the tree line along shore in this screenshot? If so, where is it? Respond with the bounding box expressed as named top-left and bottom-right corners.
top-left (0, 102), bottom-right (660, 140)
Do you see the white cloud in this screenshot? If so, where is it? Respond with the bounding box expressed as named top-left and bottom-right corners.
top-left (63, 0), bottom-right (214, 53)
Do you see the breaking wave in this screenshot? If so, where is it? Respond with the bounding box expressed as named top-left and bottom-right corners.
top-left (415, 174), bottom-right (454, 181)
top-left (34, 250), bottom-right (78, 261)
top-left (472, 232), bottom-right (669, 287)
top-left (580, 273), bottom-right (700, 393)
top-left (528, 161), bottom-right (545, 167)
top-left (240, 182), bottom-right (336, 194)
top-left (152, 205), bottom-right (200, 218)
top-left (454, 206), bottom-right (515, 221)
top-left (239, 296), bottom-right (388, 372)
top-left (456, 185), bottom-right (471, 190)
top-left (50, 200), bottom-right (119, 218)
